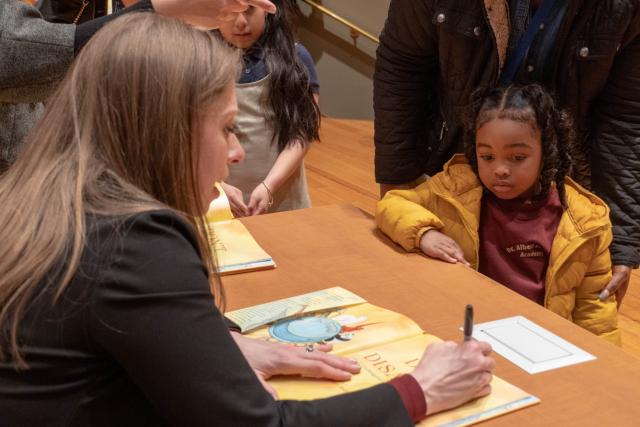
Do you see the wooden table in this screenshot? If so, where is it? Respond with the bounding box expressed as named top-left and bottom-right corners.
top-left (222, 204), bottom-right (640, 426)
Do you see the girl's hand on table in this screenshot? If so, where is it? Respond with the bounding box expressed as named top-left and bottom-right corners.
top-left (420, 230), bottom-right (470, 266)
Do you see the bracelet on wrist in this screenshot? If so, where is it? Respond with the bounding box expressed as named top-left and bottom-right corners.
top-left (261, 181), bottom-right (274, 207)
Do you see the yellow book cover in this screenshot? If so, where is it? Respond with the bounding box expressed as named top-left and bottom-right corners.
top-left (245, 303), bottom-right (424, 355)
top-left (206, 183), bottom-right (234, 223)
top-left (242, 299), bottom-right (540, 426)
top-left (207, 219), bottom-right (276, 275)
top-left (204, 183), bottom-right (275, 275)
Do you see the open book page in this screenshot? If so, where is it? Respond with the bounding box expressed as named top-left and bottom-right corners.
top-left (270, 333), bottom-right (539, 427)
top-left (207, 219), bottom-right (276, 275)
top-left (245, 303), bottom-right (424, 355)
top-left (226, 287), bottom-right (366, 333)
top-left (424, 375), bottom-right (539, 427)
top-left (271, 333), bottom-right (438, 399)
top-left (204, 183), bottom-right (275, 275)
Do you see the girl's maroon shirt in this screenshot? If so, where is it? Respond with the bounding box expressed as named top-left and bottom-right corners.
top-left (479, 188), bottom-right (563, 305)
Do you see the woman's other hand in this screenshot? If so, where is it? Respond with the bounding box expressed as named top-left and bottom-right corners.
top-left (231, 332), bottom-right (361, 398)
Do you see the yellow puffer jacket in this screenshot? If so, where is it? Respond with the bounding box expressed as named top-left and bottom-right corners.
top-left (376, 155), bottom-right (620, 345)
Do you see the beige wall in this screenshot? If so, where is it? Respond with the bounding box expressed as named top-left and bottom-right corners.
top-left (296, 0), bottom-right (390, 120)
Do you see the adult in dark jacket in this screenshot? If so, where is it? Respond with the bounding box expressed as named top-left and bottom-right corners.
top-left (0, 14), bottom-right (494, 425)
top-left (0, 0), bottom-right (277, 170)
top-left (374, 0), bottom-right (640, 306)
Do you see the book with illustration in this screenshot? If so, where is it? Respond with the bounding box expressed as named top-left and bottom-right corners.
top-left (229, 288), bottom-right (540, 426)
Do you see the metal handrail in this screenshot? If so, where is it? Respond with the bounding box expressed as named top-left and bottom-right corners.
top-left (300, 0), bottom-right (380, 44)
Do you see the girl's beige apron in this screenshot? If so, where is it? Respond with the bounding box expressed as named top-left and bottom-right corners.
top-left (226, 76), bottom-right (311, 213)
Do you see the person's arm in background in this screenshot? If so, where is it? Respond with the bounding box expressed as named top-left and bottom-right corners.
top-left (374, 0), bottom-right (438, 198)
top-left (0, 0), bottom-right (75, 103)
top-left (127, 0), bottom-right (276, 30)
top-left (0, 0), bottom-right (276, 104)
top-left (590, 17), bottom-right (640, 307)
top-left (572, 229), bottom-right (621, 345)
top-left (76, 0), bottom-right (277, 53)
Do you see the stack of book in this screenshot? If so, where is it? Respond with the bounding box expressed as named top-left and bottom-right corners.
top-left (206, 184), bottom-right (276, 275)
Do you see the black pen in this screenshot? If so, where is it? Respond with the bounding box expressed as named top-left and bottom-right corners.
top-left (463, 304), bottom-right (474, 342)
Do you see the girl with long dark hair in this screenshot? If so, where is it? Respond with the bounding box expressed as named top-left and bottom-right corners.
top-left (217, 2), bottom-right (320, 216)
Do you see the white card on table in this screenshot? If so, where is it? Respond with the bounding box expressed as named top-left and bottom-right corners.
top-left (472, 316), bottom-right (596, 374)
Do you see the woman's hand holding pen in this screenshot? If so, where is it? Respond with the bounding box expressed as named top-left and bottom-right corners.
top-left (420, 230), bottom-right (470, 266)
top-left (410, 340), bottom-right (494, 416)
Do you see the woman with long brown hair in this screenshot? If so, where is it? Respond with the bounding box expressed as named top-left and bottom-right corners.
top-left (0, 13), bottom-right (494, 426)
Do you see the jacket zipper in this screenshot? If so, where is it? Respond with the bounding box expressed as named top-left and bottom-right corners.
top-left (438, 119), bottom-right (448, 143)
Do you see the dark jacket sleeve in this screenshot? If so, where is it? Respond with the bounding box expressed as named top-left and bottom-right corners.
top-left (0, 0), bottom-right (153, 104)
top-left (90, 211), bottom-right (413, 426)
top-left (373, 0), bottom-right (438, 184)
top-left (590, 20), bottom-right (640, 267)
top-left (73, 0), bottom-right (153, 52)
top-left (0, 0), bottom-right (75, 103)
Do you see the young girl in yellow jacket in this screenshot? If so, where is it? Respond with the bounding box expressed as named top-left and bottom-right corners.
top-left (376, 84), bottom-right (619, 344)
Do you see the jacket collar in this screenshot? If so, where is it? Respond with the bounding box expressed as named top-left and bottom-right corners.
top-left (438, 154), bottom-right (609, 238)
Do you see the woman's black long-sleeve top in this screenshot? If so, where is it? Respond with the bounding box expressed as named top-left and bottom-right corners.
top-left (0, 210), bottom-right (412, 426)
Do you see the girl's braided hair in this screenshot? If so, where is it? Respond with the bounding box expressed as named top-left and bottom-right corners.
top-left (463, 84), bottom-right (575, 207)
